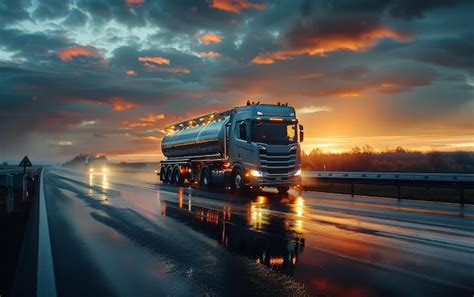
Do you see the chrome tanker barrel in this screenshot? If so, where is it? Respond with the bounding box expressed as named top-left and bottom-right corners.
top-left (161, 116), bottom-right (230, 158)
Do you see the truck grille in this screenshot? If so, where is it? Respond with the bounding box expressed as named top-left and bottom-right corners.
top-left (259, 148), bottom-right (296, 175)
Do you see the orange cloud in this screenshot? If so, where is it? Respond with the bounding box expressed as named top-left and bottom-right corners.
top-left (123, 113), bottom-right (165, 128)
top-left (199, 51), bottom-right (221, 58)
top-left (126, 0), bottom-right (145, 4)
top-left (138, 56), bottom-right (170, 65)
top-left (142, 136), bottom-right (162, 142)
top-left (252, 23), bottom-right (411, 64)
top-left (109, 97), bottom-right (137, 112)
top-left (251, 56), bottom-right (274, 64)
top-left (209, 0), bottom-right (266, 13)
top-left (200, 33), bottom-right (222, 44)
top-left (139, 113), bottom-right (165, 123)
top-left (58, 46), bottom-right (102, 62)
top-left (126, 70), bottom-right (137, 76)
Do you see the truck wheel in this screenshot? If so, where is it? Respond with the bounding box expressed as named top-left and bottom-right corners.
top-left (232, 168), bottom-right (246, 193)
top-left (164, 167), bottom-right (172, 183)
top-left (172, 167), bottom-right (184, 185)
top-left (200, 168), bottom-right (211, 189)
top-left (277, 186), bottom-right (290, 194)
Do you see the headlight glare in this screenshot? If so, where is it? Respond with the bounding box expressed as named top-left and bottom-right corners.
top-left (250, 169), bottom-right (263, 177)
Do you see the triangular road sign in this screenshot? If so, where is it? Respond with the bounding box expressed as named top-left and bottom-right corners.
top-left (18, 156), bottom-right (33, 167)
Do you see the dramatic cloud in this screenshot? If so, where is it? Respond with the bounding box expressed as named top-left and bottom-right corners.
top-left (58, 46), bottom-right (103, 62)
top-left (0, 0), bottom-right (472, 161)
top-left (109, 97), bottom-right (137, 112)
top-left (126, 0), bottom-right (145, 5)
top-left (123, 113), bottom-right (165, 128)
top-left (138, 56), bottom-right (170, 65)
top-left (199, 33), bottom-right (222, 44)
top-left (253, 15), bottom-right (411, 64)
top-left (199, 51), bottom-right (221, 58)
top-left (209, 0), bottom-right (266, 14)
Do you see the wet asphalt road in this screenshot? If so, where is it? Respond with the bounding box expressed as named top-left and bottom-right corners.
top-left (42, 167), bottom-right (474, 297)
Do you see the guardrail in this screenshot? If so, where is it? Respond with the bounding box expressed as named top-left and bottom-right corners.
top-left (302, 171), bottom-right (474, 207)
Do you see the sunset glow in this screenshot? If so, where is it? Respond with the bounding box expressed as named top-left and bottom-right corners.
top-left (0, 0), bottom-right (472, 162)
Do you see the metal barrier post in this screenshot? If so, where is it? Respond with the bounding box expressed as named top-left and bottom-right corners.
top-left (350, 183), bottom-right (354, 199)
top-left (6, 174), bottom-right (14, 214)
top-left (397, 185), bottom-right (401, 202)
top-left (459, 187), bottom-right (464, 216)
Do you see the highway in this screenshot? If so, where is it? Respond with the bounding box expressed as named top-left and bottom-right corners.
top-left (38, 167), bottom-right (474, 297)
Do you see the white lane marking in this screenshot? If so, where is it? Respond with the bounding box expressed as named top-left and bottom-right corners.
top-left (37, 168), bottom-right (57, 297)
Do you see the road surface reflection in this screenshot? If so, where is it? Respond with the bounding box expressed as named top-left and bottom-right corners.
top-left (161, 192), bottom-right (306, 275)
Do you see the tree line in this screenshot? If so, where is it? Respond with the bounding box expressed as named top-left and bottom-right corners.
top-left (302, 146), bottom-right (474, 173)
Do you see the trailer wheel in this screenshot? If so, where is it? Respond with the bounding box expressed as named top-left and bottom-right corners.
top-left (200, 168), bottom-right (211, 189)
top-left (172, 167), bottom-right (184, 185)
top-left (159, 166), bottom-right (166, 182)
top-left (231, 168), bottom-right (246, 193)
top-left (164, 167), bottom-right (172, 183)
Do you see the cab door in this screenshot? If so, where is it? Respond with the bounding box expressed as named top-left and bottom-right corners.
top-left (232, 119), bottom-right (253, 168)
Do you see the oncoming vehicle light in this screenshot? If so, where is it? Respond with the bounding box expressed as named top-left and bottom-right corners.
top-left (294, 169), bottom-right (301, 176)
top-left (102, 167), bottom-right (108, 173)
top-left (250, 169), bottom-right (263, 177)
top-left (89, 168), bottom-right (94, 172)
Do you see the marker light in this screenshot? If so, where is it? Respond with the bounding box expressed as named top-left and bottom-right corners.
top-left (294, 169), bottom-right (301, 176)
top-left (269, 117), bottom-right (283, 122)
top-left (250, 170), bottom-right (263, 177)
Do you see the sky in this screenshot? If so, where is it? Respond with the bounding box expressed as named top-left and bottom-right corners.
top-left (0, 0), bottom-right (473, 163)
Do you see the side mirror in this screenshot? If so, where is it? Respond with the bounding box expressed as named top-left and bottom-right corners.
top-left (299, 124), bottom-right (304, 142)
top-left (225, 123), bottom-right (231, 140)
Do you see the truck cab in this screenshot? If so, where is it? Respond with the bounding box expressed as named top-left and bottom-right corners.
top-left (85, 156), bottom-right (108, 175)
top-left (227, 104), bottom-right (303, 193)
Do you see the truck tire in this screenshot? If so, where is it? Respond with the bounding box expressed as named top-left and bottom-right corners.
top-left (231, 168), bottom-right (246, 194)
top-left (200, 168), bottom-right (211, 189)
top-left (164, 167), bottom-right (172, 183)
top-left (277, 186), bottom-right (290, 194)
top-left (172, 167), bottom-right (184, 185)
top-left (159, 167), bottom-right (166, 182)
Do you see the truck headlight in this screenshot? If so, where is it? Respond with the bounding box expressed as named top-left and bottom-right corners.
top-left (250, 169), bottom-right (263, 177)
top-left (294, 169), bottom-right (301, 176)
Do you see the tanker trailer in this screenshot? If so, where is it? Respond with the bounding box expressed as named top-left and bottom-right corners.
top-left (159, 102), bottom-right (304, 193)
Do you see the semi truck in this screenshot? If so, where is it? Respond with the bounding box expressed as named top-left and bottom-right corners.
top-left (159, 102), bottom-right (303, 193)
top-left (85, 156), bottom-right (108, 175)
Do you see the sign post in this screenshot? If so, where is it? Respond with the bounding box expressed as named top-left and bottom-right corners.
top-left (18, 156), bottom-right (33, 202)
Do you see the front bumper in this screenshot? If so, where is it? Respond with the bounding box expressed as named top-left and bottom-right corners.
top-left (247, 175), bottom-right (301, 187)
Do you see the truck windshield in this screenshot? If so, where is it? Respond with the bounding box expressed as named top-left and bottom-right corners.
top-left (89, 158), bottom-right (107, 166)
top-left (251, 121), bottom-right (297, 144)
